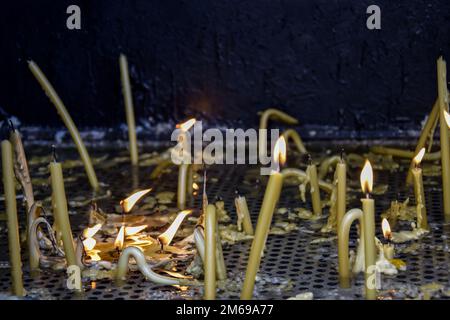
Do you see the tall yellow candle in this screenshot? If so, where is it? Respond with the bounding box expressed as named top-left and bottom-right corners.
top-left (336, 156), bottom-right (347, 233)
top-left (2, 140), bottom-right (24, 296)
top-left (119, 54), bottom-right (139, 166)
top-left (406, 100), bottom-right (439, 185)
top-left (49, 161), bottom-right (77, 268)
top-left (307, 157), bottom-right (322, 217)
top-left (28, 61), bottom-right (99, 191)
top-left (204, 204), bottom-right (217, 300)
top-left (241, 137), bottom-right (286, 300)
top-left (437, 57), bottom-right (450, 217)
top-left (360, 160), bottom-right (377, 300)
top-left (412, 148), bottom-right (428, 230)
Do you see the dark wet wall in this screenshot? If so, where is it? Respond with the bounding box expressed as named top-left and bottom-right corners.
top-left (0, 0), bottom-right (449, 138)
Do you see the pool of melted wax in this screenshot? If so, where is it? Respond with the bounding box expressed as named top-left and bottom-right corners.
top-left (1, 142), bottom-right (450, 300)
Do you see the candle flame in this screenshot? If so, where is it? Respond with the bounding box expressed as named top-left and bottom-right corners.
top-left (273, 137), bottom-right (287, 167)
top-left (158, 210), bottom-right (192, 246)
top-left (87, 250), bottom-right (102, 262)
top-left (413, 148), bottom-right (426, 165)
top-left (176, 118), bottom-right (196, 132)
top-left (120, 188), bottom-right (152, 213)
top-left (382, 218), bottom-right (392, 240)
top-left (444, 110), bottom-right (450, 128)
top-left (360, 159), bottom-right (373, 194)
top-left (82, 223), bottom-right (102, 238)
top-left (82, 237), bottom-right (97, 251)
top-left (115, 226), bottom-right (125, 250)
top-left (125, 225), bottom-right (147, 236)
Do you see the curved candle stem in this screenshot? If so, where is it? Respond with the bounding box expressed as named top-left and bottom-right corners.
top-left (115, 246), bottom-right (191, 286)
top-left (370, 146), bottom-right (441, 160)
top-left (28, 61), bottom-right (99, 191)
top-left (281, 129), bottom-right (307, 154)
top-left (338, 208), bottom-right (363, 288)
top-left (259, 108), bottom-right (298, 160)
top-left (29, 217), bottom-right (62, 272)
top-left (150, 159), bottom-right (173, 180)
top-left (318, 155), bottom-right (341, 180)
top-left (281, 168), bottom-right (333, 193)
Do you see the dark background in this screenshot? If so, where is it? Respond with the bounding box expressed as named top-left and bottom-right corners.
top-left (0, 0), bottom-right (449, 139)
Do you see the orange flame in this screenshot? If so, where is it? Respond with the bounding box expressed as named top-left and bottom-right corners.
top-left (87, 250), bottom-right (102, 262)
top-left (176, 118), bottom-right (196, 132)
top-left (360, 159), bottom-right (373, 194)
top-left (273, 137), bottom-right (287, 168)
top-left (114, 226), bottom-right (125, 250)
top-left (82, 237), bottom-right (97, 251)
top-left (125, 225), bottom-right (147, 236)
top-left (158, 210), bottom-right (192, 246)
top-left (382, 218), bottom-right (392, 240)
top-left (413, 147), bottom-right (426, 166)
top-left (120, 188), bottom-right (152, 213)
top-left (82, 223), bottom-right (102, 238)
top-left (444, 110), bottom-right (450, 128)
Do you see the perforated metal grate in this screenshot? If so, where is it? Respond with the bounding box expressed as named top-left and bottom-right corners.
top-left (0, 143), bottom-right (449, 300)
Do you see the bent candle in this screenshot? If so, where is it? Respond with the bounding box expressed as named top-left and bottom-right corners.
top-left (338, 208), bottom-right (363, 288)
top-left (2, 140), bottom-right (24, 296)
top-left (28, 61), bottom-right (99, 191)
top-left (119, 54), bottom-right (139, 166)
top-left (241, 137), bottom-right (286, 300)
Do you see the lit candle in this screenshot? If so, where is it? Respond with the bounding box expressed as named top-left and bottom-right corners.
top-left (360, 159), bottom-right (377, 300)
top-left (338, 208), bottom-right (363, 288)
top-left (176, 119), bottom-right (195, 210)
top-left (412, 148), bottom-right (428, 230)
top-left (234, 195), bottom-right (254, 235)
top-left (2, 140), bottom-right (24, 296)
top-left (381, 218), bottom-right (395, 260)
top-left (241, 137), bottom-right (286, 300)
top-left (119, 54), bottom-right (139, 166)
top-left (307, 155), bottom-right (322, 217)
top-left (336, 152), bottom-right (347, 234)
top-left (49, 158), bottom-right (78, 271)
top-left (28, 61), bottom-right (99, 191)
top-left (437, 57), bottom-right (450, 217)
top-left (406, 99), bottom-right (439, 185)
top-left (204, 204), bottom-right (217, 300)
